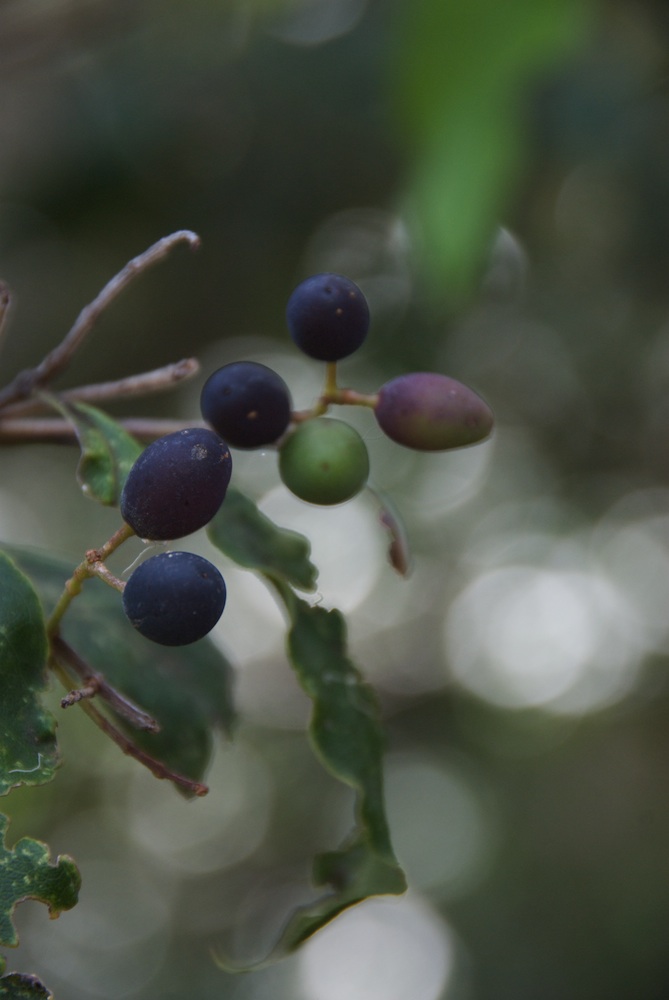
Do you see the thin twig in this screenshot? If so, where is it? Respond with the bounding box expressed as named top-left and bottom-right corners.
top-left (0, 230), bottom-right (201, 410)
top-left (86, 700), bottom-right (208, 796)
top-left (61, 683), bottom-right (99, 706)
top-left (0, 282), bottom-right (11, 359)
top-left (51, 635), bottom-right (159, 732)
top-left (1, 357), bottom-right (201, 417)
top-left (0, 416), bottom-right (204, 444)
top-left (49, 646), bottom-right (206, 795)
top-left (50, 646), bottom-right (205, 794)
top-left (46, 522), bottom-right (135, 636)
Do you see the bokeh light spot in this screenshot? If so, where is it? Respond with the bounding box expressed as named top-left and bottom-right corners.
top-left (445, 564), bottom-right (643, 713)
top-left (297, 894), bottom-right (454, 1000)
top-left (384, 753), bottom-right (496, 896)
top-left (127, 740), bottom-right (273, 874)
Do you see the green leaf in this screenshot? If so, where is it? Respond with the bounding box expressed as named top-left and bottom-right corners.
top-left (6, 546), bottom-right (235, 794)
top-left (393, 0), bottom-right (592, 304)
top-left (274, 591), bottom-right (406, 951)
top-left (0, 553), bottom-right (58, 796)
top-left (215, 579), bottom-right (406, 969)
top-left (207, 487), bottom-right (317, 591)
top-left (46, 398), bottom-right (142, 505)
top-left (276, 837), bottom-right (407, 954)
top-left (285, 595), bottom-right (393, 851)
top-left (0, 813), bottom-right (80, 950)
top-left (0, 970), bottom-right (54, 999)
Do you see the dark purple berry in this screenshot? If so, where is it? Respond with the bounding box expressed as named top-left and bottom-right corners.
top-left (120, 428), bottom-right (232, 540)
top-left (286, 273), bottom-right (370, 362)
top-left (122, 551), bottom-right (226, 646)
top-left (200, 361), bottom-right (292, 448)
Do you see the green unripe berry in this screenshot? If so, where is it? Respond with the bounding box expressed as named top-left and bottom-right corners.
top-left (279, 418), bottom-right (370, 505)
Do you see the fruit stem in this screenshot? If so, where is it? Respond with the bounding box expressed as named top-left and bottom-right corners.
top-left (324, 361), bottom-right (338, 397)
top-left (333, 387), bottom-right (379, 408)
top-left (46, 521), bottom-right (135, 636)
top-left (288, 370), bottom-right (379, 426)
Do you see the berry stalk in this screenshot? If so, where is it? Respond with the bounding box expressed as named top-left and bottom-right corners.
top-left (46, 522), bottom-right (135, 637)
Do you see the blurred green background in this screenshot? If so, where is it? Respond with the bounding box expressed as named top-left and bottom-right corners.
top-left (3, 0), bottom-right (669, 997)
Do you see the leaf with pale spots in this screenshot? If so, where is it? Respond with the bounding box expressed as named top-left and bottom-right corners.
top-left (0, 969), bottom-right (55, 998)
top-left (0, 552), bottom-right (58, 796)
top-left (0, 813), bottom-right (80, 952)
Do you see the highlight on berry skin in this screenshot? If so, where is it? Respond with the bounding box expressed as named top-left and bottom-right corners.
top-left (285, 272), bottom-right (370, 362)
top-left (200, 360), bottom-right (292, 449)
top-left (373, 372), bottom-right (494, 451)
top-left (122, 550), bottom-right (227, 646)
top-left (120, 427), bottom-right (232, 540)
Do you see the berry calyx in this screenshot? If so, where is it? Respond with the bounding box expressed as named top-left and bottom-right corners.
top-left (200, 361), bottom-right (292, 449)
top-left (120, 427), bottom-right (232, 540)
top-left (286, 273), bottom-right (370, 362)
top-left (279, 417), bottom-right (369, 505)
top-left (122, 551), bottom-right (226, 646)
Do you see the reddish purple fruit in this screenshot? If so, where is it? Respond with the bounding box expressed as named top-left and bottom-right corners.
top-left (374, 373), bottom-right (493, 451)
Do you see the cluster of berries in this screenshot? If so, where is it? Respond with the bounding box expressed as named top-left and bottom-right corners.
top-left (118, 273), bottom-right (493, 646)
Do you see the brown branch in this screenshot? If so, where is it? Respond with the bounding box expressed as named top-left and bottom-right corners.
top-left (0, 230), bottom-right (201, 411)
top-left (0, 416), bottom-right (205, 444)
top-left (85, 701), bottom-right (208, 796)
top-left (61, 683), bottom-right (99, 707)
top-left (49, 639), bottom-right (207, 797)
top-left (2, 357), bottom-right (201, 418)
top-left (51, 635), bottom-right (159, 732)
top-left (0, 281), bottom-right (10, 358)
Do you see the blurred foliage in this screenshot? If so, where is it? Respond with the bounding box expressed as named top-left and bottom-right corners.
top-left (2, 0), bottom-right (669, 998)
top-left (391, 0), bottom-right (593, 304)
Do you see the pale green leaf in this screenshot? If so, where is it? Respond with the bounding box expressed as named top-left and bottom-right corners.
top-left (46, 398), bottom-right (142, 505)
top-left (208, 487), bottom-right (317, 591)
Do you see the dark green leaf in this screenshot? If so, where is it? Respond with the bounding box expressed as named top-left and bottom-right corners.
top-left (0, 813), bottom-right (80, 950)
top-left (208, 487), bottom-right (317, 591)
top-left (276, 835), bottom-right (407, 954)
top-left (0, 970), bottom-right (54, 998)
top-left (6, 546), bottom-right (235, 793)
top-left (281, 591), bottom-right (406, 941)
top-left (46, 398), bottom-right (142, 505)
top-left (285, 595), bottom-right (394, 852)
top-left (216, 581), bottom-right (406, 968)
top-left (0, 553), bottom-right (58, 796)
